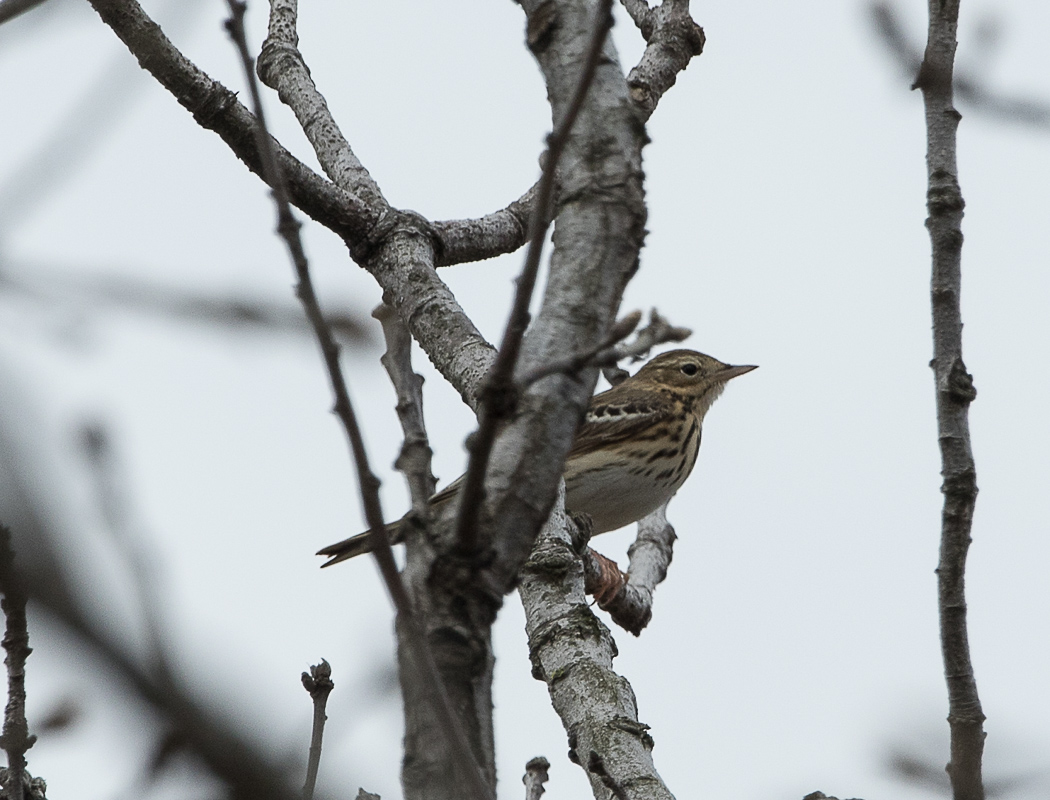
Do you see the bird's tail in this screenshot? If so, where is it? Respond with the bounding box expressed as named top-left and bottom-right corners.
top-left (317, 520), bottom-right (404, 567)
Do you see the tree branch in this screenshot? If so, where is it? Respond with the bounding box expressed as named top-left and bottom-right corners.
top-left (623, 0), bottom-right (706, 120)
top-left (915, 1), bottom-right (986, 798)
top-left (453, 0), bottom-right (615, 556)
top-left (222, 5), bottom-right (492, 798)
top-left (301, 660), bottom-right (334, 800)
top-left (520, 496), bottom-right (673, 799)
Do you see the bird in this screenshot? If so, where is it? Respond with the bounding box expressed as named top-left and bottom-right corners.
top-left (317, 349), bottom-right (756, 567)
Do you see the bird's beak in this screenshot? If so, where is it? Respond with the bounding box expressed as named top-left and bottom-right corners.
top-left (717, 364), bottom-right (758, 382)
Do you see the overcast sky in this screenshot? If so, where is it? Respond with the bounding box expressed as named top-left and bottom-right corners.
top-left (2, 1), bottom-right (1050, 798)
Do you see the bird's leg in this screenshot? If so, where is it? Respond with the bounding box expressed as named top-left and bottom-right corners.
top-left (583, 549), bottom-right (627, 607)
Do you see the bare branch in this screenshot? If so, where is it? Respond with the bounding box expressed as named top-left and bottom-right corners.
top-left (624, 0), bottom-right (706, 120)
top-left (454, 0), bottom-right (615, 556)
top-left (915, 0), bottom-right (986, 797)
top-left (620, 0), bottom-right (653, 35)
top-left (221, 5), bottom-right (492, 798)
top-left (519, 496), bottom-right (674, 799)
top-left (0, 525), bottom-right (34, 800)
top-left (85, 0), bottom-right (495, 409)
top-left (523, 756), bottom-right (550, 800)
top-left (431, 182), bottom-right (536, 267)
top-left (301, 660), bottom-right (334, 800)
top-left (373, 302), bottom-right (437, 512)
top-left (586, 503), bottom-right (676, 636)
top-left (258, 0), bottom-right (386, 205)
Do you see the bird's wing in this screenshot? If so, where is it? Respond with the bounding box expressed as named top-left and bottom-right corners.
top-left (567, 396), bottom-right (673, 460)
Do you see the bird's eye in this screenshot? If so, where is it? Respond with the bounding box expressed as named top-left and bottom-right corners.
top-left (680, 363), bottom-right (699, 376)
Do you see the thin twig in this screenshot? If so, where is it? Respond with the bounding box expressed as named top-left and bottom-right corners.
top-left (0, 525), bottom-right (33, 800)
top-left (221, 5), bottom-right (492, 798)
top-left (915, 0), bottom-right (986, 798)
top-left (453, 0), bottom-right (615, 556)
top-left (301, 660), bottom-right (334, 800)
top-left (515, 310), bottom-right (642, 388)
top-left (373, 302), bottom-right (436, 512)
top-left (523, 756), bottom-right (550, 800)
top-left (620, 0), bottom-right (653, 36)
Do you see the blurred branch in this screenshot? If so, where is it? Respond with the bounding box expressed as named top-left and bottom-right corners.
top-left (453, 0), bottom-right (615, 556)
top-left (0, 263), bottom-right (369, 342)
top-left (0, 0), bottom-right (208, 242)
top-left (222, 4), bottom-right (492, 798)
top-left (870, 2), bottom-right (1050, 130)
top-left (0, 525), bottom-right (34, 800)
top-left (914, 0), bottom-right (986, 798)
top-left (0, 0), bottom-right (49, 26)
top-left (301, 660), bottom-right (333, 800)
top-left (523, 756), bottom-right (550, 800)
top-left (79, 422), bottom-right (172, 680)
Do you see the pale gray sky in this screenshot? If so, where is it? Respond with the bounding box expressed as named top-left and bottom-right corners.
top-left (2, 1), bottom-right (1049, 798)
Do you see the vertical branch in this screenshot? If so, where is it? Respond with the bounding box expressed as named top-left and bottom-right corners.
top-left (222, 5), bottom-right (492, 799)
top-left (301, 660), bottom-right (334, 800)
top-left (453, 0), bottom-right (615, 555)
top-left (0, 525), bottom-right (34, 800)
top-left (373, 301), bottom-right (437, 512)
top-left (915, 2), bottom-right (985, 798)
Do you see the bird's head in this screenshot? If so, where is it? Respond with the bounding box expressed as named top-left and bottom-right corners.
top-left (632, 349), bottom-right (757, 417)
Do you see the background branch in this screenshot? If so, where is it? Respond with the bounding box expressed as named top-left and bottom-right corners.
top-left (871, 1), bottom-right (1050, 130)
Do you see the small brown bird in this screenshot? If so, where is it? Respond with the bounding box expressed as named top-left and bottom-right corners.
top-left (318, 349), bottom-right (755, 566)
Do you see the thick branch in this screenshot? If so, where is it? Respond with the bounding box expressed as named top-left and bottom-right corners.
top-left (520, 499), bottom-right (673, 800)
top-left (916, 1), bottom-right (985, 798)
top-left (454, 0), bottom-right (615, 556)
